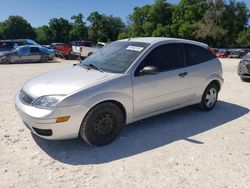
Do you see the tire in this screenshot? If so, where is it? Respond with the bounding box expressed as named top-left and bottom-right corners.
top-left (40, 55), bottom-right (48, 63)
top-left (1, 57), bottom-right (11, 64)
top-left (241, 77), bottom-right (250, 82)
top-left (200, 83), bottom-right (218, 111)
top-left (80, 102), bottom-right (124, 146)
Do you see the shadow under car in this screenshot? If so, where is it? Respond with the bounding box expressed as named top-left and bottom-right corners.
top-left (32, 100), bottom-right (249, 165)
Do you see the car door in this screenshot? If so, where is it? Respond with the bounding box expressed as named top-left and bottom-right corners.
top-left (12, 46), bottom-right (30, 63)
top-left (183, 43), bottom-right (218, 97)
top-left (132, 43), bottom-right (195, 118)
top-left (29, 47), bottom-right (42, 62)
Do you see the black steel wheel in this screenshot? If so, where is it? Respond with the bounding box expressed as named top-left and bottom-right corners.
top-left (80, 102), bottom-right (124, 146)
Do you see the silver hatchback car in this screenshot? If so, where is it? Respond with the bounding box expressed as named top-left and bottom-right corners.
top-left (15, 37), bottom-right (223, 146)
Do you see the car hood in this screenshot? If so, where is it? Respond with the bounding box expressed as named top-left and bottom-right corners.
top-left (22, 65), bottom-right (120, 98)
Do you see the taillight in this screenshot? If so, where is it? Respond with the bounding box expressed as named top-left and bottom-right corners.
top-left (208, 47), bottom-right (216, 56)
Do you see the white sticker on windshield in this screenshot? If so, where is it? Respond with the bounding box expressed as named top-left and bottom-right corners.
top-left (126, 46), bottom-right (144, 52)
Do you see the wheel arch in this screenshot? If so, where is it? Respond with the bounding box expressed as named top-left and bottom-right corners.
top-left (204, 74), bottom-right (223, 92)
top-left (209, 80), bottom-right (221, 91)
top-left (83, 99), bottom-right (127, 124)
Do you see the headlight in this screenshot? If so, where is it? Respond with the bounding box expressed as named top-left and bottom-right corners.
top-left (32, 95), bottom-right (65, 110)
top-left (242, 59), bottom-right (250, 65)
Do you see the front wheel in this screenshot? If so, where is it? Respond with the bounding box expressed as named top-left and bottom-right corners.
top-left (200, 83), bottom-right (218, 111)
top-left (40, 55), bottom-right (48, 63)
top-left (80, 102), bottom-right (124, 146)
top-left (241, 77), bottom-right (250, 82)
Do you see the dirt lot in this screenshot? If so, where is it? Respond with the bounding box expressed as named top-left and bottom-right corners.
top-left (0, 58), bottom-right (249, 188)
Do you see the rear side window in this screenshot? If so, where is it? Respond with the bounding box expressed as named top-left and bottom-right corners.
top-left (30, 47), bottom-right (40, 53)
top-left (184, 44), bottom-right (216, 66)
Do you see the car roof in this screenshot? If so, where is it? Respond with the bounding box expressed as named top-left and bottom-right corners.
top-left (119, 37), bottom-right (208, 48)
top-left (17, 45), bottom-right (41, 48)
top-left (0, 39), bottom-right (29, 42)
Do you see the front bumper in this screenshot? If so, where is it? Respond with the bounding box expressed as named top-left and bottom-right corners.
top-left (15, 94), bottom-right (88, 140)
top-left (48, 53), bottom-right (55, 60)
top-left (238, 63), bottom-right (250, 78)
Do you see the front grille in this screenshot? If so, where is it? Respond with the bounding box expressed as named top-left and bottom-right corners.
top-left (19, 90), bottom-right (34, 105)
top-left (32, 127), bottom-right (52, 136)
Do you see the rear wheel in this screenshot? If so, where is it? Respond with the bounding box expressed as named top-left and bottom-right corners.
top-left (200, 83), bottom-right (218, 111)
top-left (80, 102), bottom-right (124, 146)
top-left (1, 57), bottom-right (11, 64)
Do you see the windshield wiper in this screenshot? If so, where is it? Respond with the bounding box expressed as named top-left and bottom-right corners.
top-left (86, 64), bottom-right (104, 73)
top-left (77, 63), bottom-right (91, 70)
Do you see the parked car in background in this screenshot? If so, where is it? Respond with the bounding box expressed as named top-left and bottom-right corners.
top-left (216, 50), bottom-right (230, 58)
top-left (0, 39), bottom-right (40, 51)
top-left (0, 45), bottom-right (53, 64)
top-left (228, 50), bottom-right (245, 58)
top-left (50, 43), bottom-right (63, 50)
top-left (40, 47), bottom-right (55, 60)
top-left (15, 37), bottom-right (223, 146)
top-left (55, 43), bottom-right (73, 59)
top-left (212, 48), bottom-right (219, 54)
top-left (238, 53), bottom-right (250, 81)
top-left (72, 41), bottom-right (105, 59)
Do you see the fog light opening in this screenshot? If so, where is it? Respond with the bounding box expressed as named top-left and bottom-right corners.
top-left (56, 116), bottom-right (70, 123)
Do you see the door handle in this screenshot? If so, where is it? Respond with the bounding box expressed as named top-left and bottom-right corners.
top-left (178, 72), bottom-right (188, 78)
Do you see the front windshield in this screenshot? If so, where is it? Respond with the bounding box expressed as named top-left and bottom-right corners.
top-left (25, 39), bottom-right (40, 46)
top-left (80, 41), bottom-right (149, 73)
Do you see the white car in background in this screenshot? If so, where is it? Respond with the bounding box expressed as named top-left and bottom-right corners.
top-left (15, 37), bottom-right (223, 146)
top-left (72, 41), bottom-right (105, 59)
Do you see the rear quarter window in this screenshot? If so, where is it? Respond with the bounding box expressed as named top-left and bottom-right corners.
top-left (184, 44), bottom-right (216, 66)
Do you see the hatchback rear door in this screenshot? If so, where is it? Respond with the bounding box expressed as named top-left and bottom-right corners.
top-left (183, 43), bottom-right (218, 98)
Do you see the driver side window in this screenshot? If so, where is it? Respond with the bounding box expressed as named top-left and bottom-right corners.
top-left (135, 43), bottom-right (185, 76)
top-left (17, 47), bottom-right (30, 55)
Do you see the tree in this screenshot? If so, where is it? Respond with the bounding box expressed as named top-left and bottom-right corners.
top-left (220, 0), bottom-right (249, 46)
top-left (128, 0), bottom-right (174, 37)
top-left (194, 0), bottom-right (249, 47)
top-left (35, 25), bottom-right (54, 44)
top-left (69, 13), bottom-right (88, 41)
top-left (194, 19), bottom-right (227, 47)
top-left (48, 18), bottom-right (72, 43)
top-left (0, 16), bottom-right (36, 40)
top-left (106, 15), bottom-right (126, 41)
top-left (171, 0), bottom-right (206, 38)
top-left (237, 28), bottom-right (250, 47)
top-left (87, 11), bottom-right (125, 42)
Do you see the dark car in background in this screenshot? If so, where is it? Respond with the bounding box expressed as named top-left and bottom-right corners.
top-left (228, 50), bottom-right (246, 58)
top-left (238, 53), bottom-right (250, 81)
top-left (0, 45), bottom-right (53, 64)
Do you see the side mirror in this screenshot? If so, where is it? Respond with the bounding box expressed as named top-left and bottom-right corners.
top-left (140, 66), bottom-right (159, 76)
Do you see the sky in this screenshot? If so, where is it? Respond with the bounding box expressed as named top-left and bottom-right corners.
top-left (0, 0), bottom-right (249, 27)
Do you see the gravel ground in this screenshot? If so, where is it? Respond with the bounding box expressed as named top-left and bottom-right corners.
top-left (0, 58), bottom-right (249, 188)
